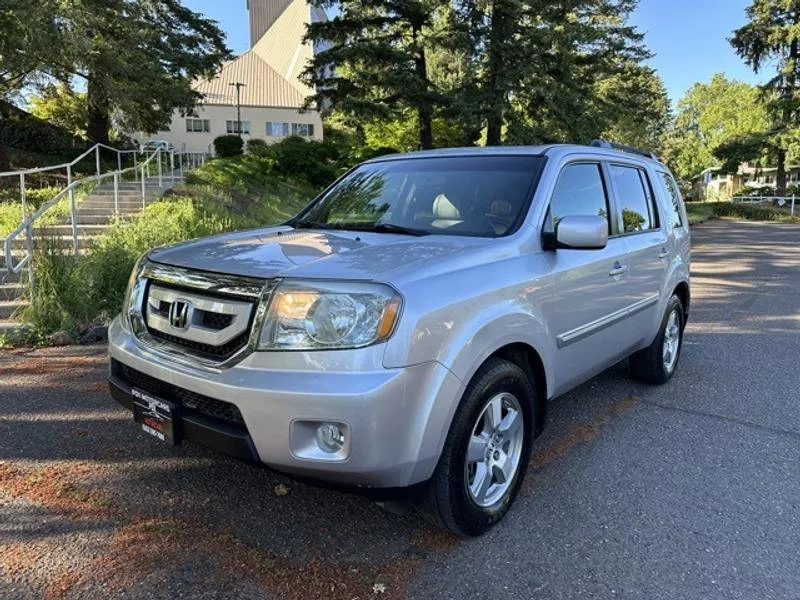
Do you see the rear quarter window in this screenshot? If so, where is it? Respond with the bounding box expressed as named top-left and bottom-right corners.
top-left (657, 171), bottom-right (684, 228)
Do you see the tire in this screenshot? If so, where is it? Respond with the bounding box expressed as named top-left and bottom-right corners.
top-left (418, 357), bottom-right (536, 536)
top-left (629, 294), bottom-right (684, 385)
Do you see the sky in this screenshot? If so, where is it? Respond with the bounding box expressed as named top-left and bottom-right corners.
top-left (183, 0), bottom-right (766, 104)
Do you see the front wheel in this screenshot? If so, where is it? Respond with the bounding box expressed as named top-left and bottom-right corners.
top-left (418, 358), bottom-right (536, 536)
top-left (629, 294), bottom-right (684, 384)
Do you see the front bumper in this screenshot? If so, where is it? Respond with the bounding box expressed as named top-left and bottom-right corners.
top-left (107, 317), bottom-right (463, 488)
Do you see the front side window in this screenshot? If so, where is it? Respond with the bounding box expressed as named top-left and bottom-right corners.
top-left (267, 122), bottom-right (290, 136)
top-left (549, 163), bottom-right (609, 229)
top-left (658, 171), bottom-right (683, 227)
top-left (226, 120), bottom-right (251, 134)
top-left (291, 156), bottom-right (544, 238)
top-left (610, 165), bottom-right (657, 233)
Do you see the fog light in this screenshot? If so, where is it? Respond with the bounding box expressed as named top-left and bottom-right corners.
top-left (316, 422), bottom-right (345, 453)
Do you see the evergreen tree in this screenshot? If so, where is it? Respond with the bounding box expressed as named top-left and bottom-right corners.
top-left (731, 0), bottom-right (800, 195)
top-left (304, 0), bottom-right (447, 150)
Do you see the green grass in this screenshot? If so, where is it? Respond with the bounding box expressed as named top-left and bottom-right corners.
top-left (18, 155), bottom-right (315, 337)
top-left (686, 201), bottom-right (800, 225)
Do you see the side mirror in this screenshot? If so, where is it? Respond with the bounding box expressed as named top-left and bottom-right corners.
top-left (555, 215), bottom-right (608, 250)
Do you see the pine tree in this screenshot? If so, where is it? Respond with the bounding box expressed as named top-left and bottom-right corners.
top-left (731, 0), bottom-right (800, 196)
top-left (304, 0), bottom-right (448, 150)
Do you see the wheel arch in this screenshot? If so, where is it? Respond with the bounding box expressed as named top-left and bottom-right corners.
top-left (673, 280), bottom-right (690, 324)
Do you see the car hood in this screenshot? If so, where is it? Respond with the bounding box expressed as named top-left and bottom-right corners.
top-left (147, 226), bottom-right (492, 282)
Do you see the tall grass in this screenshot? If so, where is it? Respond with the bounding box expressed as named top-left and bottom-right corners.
top-left (21, 158), bottom-right (314, 336)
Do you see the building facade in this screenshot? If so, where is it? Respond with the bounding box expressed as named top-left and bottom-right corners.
top-left (694, 164), bottom-right (800, 200)
top-left (141, 0), bottom-right (325, 154)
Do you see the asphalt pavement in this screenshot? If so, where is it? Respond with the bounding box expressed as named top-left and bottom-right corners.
top-left (1, 219), bottom-right (799, 599)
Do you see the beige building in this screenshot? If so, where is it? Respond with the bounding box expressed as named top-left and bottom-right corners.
top-left (694, 163), bottom-right (800, 200)
top-left (143, 0), bottom-right (326, 154)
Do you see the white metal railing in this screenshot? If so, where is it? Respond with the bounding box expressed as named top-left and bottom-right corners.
top-left (3, 147), bottom-right (209, 287)
top-left (731, 194), bottom-right (796, 216)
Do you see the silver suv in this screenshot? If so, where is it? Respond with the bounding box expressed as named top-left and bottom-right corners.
top-left (108, 142), bottom-right (690, 535)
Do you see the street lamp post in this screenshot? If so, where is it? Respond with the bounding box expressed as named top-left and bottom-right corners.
top-left (229, 82), bottom-right (246, 137)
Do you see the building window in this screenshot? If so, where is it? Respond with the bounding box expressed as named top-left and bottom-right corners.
top-left (291, 123), bottom-right (315, 137)
top-left (267, 122), bottom-right (290, 137)
top-left (186, 118), bottom-right (210, 133)
top-left (226, 120), bottom-right (251, 134)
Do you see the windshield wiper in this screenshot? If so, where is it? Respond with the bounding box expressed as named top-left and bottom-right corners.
top-left (290, 220), bottom-right (333, 230)
top-left (369, 223), bottom-right (430, 237)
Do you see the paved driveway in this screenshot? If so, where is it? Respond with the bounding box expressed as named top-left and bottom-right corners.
top-left (2, 219), bottom-right (799, 599)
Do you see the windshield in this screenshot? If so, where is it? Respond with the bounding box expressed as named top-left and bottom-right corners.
top-left (292, 155), bottom-right (544, 237)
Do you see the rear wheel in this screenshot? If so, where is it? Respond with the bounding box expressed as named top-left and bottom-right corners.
top-left (418, 358), bottom-right (536, 536)
top-left (629, 294), bottom-right (684, 384)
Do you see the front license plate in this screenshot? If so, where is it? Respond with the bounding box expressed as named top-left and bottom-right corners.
top-left (132, 388), bottom-right (179, 445)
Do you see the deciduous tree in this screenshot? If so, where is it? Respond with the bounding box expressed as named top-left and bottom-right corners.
top-left (731, 0), bottom-right (800, 195)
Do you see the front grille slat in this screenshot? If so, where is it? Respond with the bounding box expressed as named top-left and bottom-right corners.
top-left (114, 360), bottom-right (245, 426)
top-left (142, 279), bottom-right (259, 361)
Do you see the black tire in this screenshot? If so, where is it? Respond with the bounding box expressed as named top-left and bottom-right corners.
top-left (629, 294), bottom-right (684, 385)
top-left (418, 357), bottom-right (537, 536)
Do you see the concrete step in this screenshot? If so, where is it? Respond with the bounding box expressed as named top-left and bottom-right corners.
top-left (75, 207), bottom-right (145, 215)
top-left (0, 300), bottom-right (26, 320)
top-left (33, 224), bottom-right (111, 236)
top-left (74, 214), bottom-right (133, 225)
top-left (0, 283), bottom-right (24, 301)
top-left (0, 319), bottom-right (25, 336)
top-left (10, 236), bottom-right (95, 250)
top-left (0, 268), bottom-right (20, 283)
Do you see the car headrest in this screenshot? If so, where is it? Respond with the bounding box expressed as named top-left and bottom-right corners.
top-left (490, 201), bottom-right (513, 217)
top-left (432, 194), bottom-right (461, 220)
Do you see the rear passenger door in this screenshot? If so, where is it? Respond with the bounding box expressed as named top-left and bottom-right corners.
top-left (606, 163), bottom-right (668, 347)
top-left (542, 162), bottom-right (633, 395)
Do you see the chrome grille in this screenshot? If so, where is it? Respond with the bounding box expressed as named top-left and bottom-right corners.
top-left (130, 262), bottom-right (270, 365)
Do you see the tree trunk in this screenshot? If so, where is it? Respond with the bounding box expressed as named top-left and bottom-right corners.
top-left (485, 0), bottom-right (506, 146)
top-left (776, 147), bottom-right (787, 197)
top-left (0, 142), bottom-right (9, 171)
top-left (412, 26), bottom-right (434, 150)
top-left (86, 75), bottom-right (111, 145)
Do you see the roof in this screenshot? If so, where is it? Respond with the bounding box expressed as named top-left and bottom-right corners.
top-left (366, 144), bottom-right (666, 167)
top-left (192, 51), bottom-right (306, 109)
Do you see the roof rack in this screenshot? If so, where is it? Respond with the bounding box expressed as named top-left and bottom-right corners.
top-left (590, 139), bottom-right (660, 162)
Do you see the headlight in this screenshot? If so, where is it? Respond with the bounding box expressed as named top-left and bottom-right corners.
top-left (258, 280), bottom-right (401, 350)
top-left (121, 254), bottom-right (148, 330)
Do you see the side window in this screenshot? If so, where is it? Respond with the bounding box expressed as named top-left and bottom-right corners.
top-left (658, 171), bottom-right (684, 227)
top-left (550, 163), bottom-right (609, 230)
top-left (609, 165), bottom-right (657, 233)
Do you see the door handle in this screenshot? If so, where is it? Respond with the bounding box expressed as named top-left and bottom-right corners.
top-left (609, 262), bottom-right (628, 277)
top-left (658, 248), bottom-right (671, 259)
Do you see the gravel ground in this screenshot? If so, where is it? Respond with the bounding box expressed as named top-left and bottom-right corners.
top-left (1, 219), bottom-right (799, 599)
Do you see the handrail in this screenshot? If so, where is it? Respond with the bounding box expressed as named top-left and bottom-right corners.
top-left (0, 142), bottom-right (139, 178)
top-left (3, 148), bottom-right (209, 283)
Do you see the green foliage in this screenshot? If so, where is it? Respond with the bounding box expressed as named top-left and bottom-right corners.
top-left (662, 74), bottom-right (771, 180)
top-left (246, 138), bottom-right (269, 157)
top-left (730, 1), bottom-right (800, 194)
top-left (0, 100), bottom-right (86, 159)
top-left (24, 156), bottom-right (315, 334)
top-left (28, 83), bottom-right (89, 140)
top-left (305, 1), bottom-right (445, 150)
top-left (685, 201), bottom-right (800, 225)
top-left (214, 135), bottom-right (244, 158)
top-left (0, 201), bottom-right (23, 237)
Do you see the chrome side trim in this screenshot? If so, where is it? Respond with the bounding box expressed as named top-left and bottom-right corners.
top-left (556, 294), bottom-right (659, 349)
top-left (143, 260), bottom-right (265, 299)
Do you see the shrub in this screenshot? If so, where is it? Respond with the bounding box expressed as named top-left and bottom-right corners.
top-left (213, 134), bottom-right (244, 158)
top-left (246, 138), bottom-right (269, 157)
top-left (267, 136), bottom-right (340, 187)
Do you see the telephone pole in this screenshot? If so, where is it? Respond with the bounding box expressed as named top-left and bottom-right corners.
top-left (229, 82), bottom-right (246, 137)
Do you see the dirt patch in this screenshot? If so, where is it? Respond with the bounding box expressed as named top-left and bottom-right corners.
top-left (52, 517), bottom-right (421, 600)
top-left (0, 462), bottom-right (115, 519)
